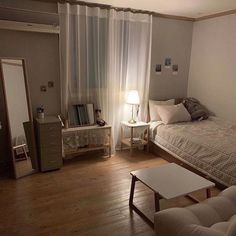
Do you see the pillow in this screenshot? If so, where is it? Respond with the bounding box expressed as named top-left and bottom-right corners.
top-left (182, 97), bottom-right (209, 121)
top-left (149, 99), bottom-right (175, 121)
top-left (156, 103), bottom-right (191, 124)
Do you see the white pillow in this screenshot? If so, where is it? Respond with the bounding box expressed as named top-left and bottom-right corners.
top-left (149, 99), bottom-right (175, 121)
top-left (156, 103), bottom-right (191, 124)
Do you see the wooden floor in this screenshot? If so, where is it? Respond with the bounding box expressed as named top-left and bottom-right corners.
top-left (0, 150), bottom-right (220, 236)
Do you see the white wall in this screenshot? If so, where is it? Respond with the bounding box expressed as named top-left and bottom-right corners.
top-left (188, 14), bottom-right (236, 121)
top-left (150, 17), bottom-right (193, 100)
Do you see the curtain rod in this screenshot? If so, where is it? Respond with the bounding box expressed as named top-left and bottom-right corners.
top-left (35, 0), bottom-right (195, 21)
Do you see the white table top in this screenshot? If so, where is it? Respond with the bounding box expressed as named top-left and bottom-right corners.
top-left (131, 163), bottom-right (215, 199)
top-left (62, 124), bottom-right (111, 133)
top-left (121, 121), bottom-right (149, 127)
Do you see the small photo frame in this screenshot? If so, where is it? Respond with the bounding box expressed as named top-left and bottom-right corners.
top-left (48, 81), bottom-right (54, 88)
top-left (172, 64), bottom-right (178, 75)
top-left (155, 64), bottom-right (162, 74)
top-left (164, 58), bottom-right (171, 68)
top-left (40, 85), bottom-right (47, 92)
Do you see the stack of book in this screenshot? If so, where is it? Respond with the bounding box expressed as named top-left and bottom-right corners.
top-left (130, 137), bottom-right (142, 144)
top-left (69, 104), bottom-right (95, 126)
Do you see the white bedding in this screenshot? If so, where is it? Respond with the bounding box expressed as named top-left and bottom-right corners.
top-left (150, 116), bottom-right (236, 186)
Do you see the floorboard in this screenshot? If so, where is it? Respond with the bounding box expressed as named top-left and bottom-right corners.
top-left (0, 150), bottom-right (220, 236)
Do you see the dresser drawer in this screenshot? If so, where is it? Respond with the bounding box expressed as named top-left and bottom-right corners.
top-left (39, 135), bottom-right (61, 148)
top-left (39, 129), bottom-right (61, 141)
top-left (39, 128), bottom-right (61, 139)
top-left (40, 151), bottom-right (62, 172)
top-left (40, 146), bottom-right (62, 159)
top-left (40, 123), bottom-right (61, 134)
top-left (38, 122), bottom-right (61, 147)
top-left (41, 158), bottom-right (62, 172)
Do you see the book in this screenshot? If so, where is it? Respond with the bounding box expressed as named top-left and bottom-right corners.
top-left (87, 104), bottom-right (95, 124)
top-left (129, 138), bottom-right (142, 144)
top-left (76, 105), bottom-right (82, 125)
top-left (69, 105), bottom-right (79, 126)
top-left (84, 105), bottom-right (89, 124)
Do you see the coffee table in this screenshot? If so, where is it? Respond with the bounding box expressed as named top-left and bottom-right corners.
top-left (129, 163), bottom-right (215, 227)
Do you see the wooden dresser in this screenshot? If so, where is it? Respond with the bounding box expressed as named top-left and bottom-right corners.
top-left (35, 116), bottom-right (62, 172)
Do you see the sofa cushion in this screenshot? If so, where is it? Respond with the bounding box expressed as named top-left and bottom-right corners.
top-left (185, 225), bottom-right (225, 236)
top-left (186, 196), bottom-right (236, 227)
top-left (227, 218), bottom-right (236, 236)
top-left (211, 222), bottom-right (231, 234)
top-left (154, 186), bottom-right (236, 236)
top-left (211, 217), bottom-right (236, 235)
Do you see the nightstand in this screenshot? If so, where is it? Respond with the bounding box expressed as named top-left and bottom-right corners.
top-left (120, 121), bottom-right (149, 155)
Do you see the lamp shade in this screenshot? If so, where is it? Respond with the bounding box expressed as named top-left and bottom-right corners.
top-left (126, 90), bottom-right (140, 105)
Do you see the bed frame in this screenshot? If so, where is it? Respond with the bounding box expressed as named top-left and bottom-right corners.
top-left (149, 140), bottom-right (226, 190)
top-left (148, 97), bottom-right (227, 190)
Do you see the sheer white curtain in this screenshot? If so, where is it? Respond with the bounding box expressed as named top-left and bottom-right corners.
top-left (58, 3), bottom-right (152, 149)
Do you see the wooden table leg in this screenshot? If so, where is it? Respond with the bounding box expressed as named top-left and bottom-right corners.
top-left (108, 145), bottom-right (111, 158)
top-left (130, 127), bottom-right (134, 156)
top-left (108, 128), bottom-right (112, 158)
top-left (206, 188), bottom-right (211, 198)
top-left (154, 192), bottom-right (160, 212)
top-left (129, 175), bottom-right (136, 206)
top-left (120, 125), bottom-right (123, 151)
top-left (129, 174), bottom-right (154, 228)
top-left (146, 127), bottom-right (150, 153)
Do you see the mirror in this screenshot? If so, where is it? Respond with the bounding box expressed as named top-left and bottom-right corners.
top-left (68, 104), bottom-right (95, 127)
top-left (0, 58), bottom-right (38, 178)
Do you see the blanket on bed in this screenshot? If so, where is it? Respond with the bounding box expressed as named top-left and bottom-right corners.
top-left (150, 117), bottom-right (236, 186)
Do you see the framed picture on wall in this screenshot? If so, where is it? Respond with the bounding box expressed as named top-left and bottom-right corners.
top-left (155, 64), bottom-right (162, 74)
top-left (164, 58), bottom-right (171, 68)
top-left (172, 64), bottom-right (178, 75)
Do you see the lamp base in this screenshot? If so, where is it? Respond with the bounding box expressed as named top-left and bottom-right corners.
top-left (128, 119), bottom-right (137, 124)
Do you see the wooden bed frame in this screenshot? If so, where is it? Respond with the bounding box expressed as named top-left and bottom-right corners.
top-left (149, 140), bottom-right (226, 190)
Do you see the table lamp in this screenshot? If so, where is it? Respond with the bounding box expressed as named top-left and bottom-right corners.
top-left (126, 90), bottom-right (140, 124)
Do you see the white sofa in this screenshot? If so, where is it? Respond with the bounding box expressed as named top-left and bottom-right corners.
top-left (154, 186), bottom-right (236, 236)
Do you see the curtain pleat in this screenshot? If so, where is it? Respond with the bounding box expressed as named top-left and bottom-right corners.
top-left (58, 3), bottom-right (152, 149)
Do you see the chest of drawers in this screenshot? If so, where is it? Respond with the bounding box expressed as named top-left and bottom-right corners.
top-left (36, 116), bottom-right (62, 172)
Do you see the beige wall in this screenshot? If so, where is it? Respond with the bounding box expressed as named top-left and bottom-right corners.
top-left (0, 0), bottom-right (60, 116)
top-left (188, 14), bottom-right (236, 121)
top-left (149, 17), bottom-right (193, 100)
top-left (0, 1), bottom-right (193, 115)
top-left (0, 30), bottom-right (60, 116)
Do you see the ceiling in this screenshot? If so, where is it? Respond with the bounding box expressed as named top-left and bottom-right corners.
top-left (82, 0), bottom-right (236, 18)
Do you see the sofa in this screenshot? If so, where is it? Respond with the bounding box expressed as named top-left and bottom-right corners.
top-left (154, 186), bottom-right (236, 236)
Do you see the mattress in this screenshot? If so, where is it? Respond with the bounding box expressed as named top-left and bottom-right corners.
top-left (150, 116), bottom-right (236, 186)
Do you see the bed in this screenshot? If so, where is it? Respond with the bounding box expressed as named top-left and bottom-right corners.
top-left (150, 116), bottom-right (236, 187)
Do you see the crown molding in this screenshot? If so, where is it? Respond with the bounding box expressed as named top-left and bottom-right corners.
top-left (195, 9), bottom-right (236, 21)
